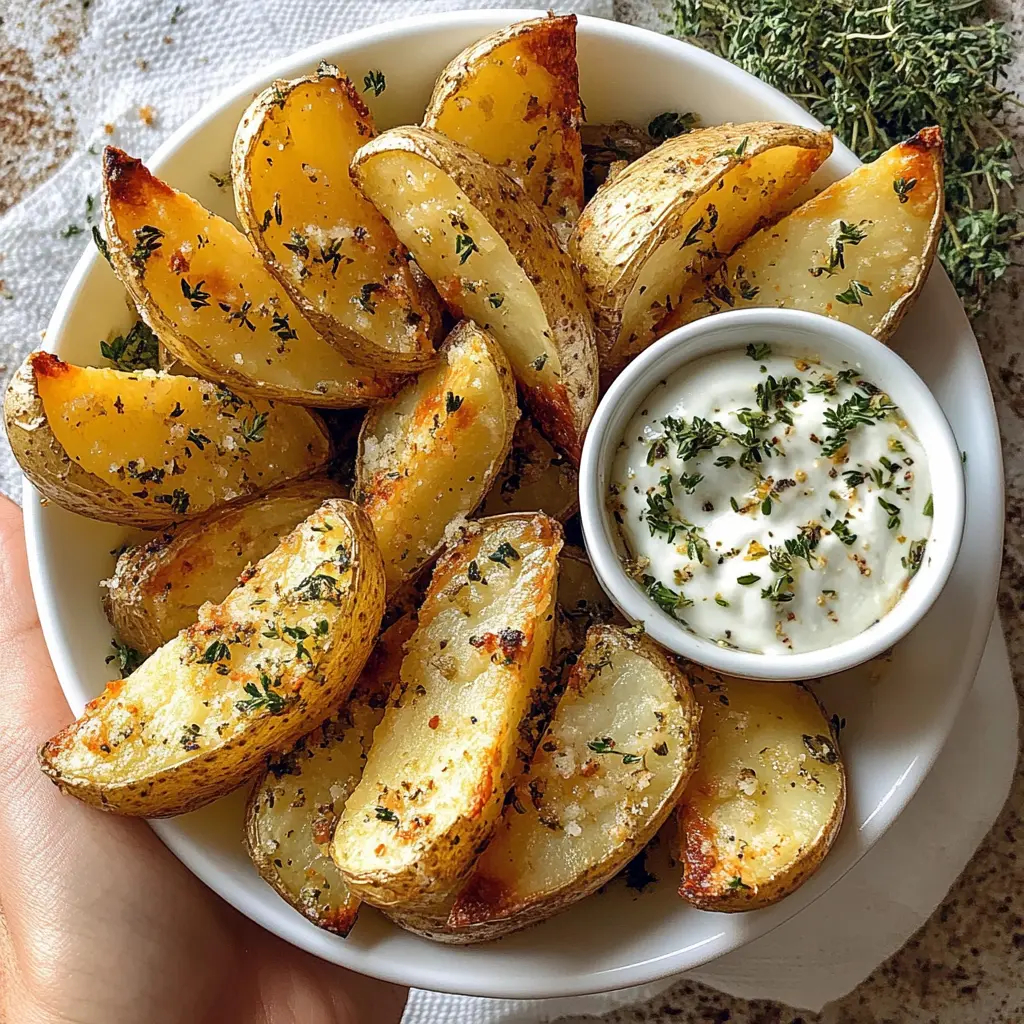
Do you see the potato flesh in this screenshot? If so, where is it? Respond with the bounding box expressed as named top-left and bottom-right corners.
top-left (46, 507), bottom-right (371, 786)
top-left (354, 152), bottom-right (562, 405)
top-left (426, 18), bottom-right (583, 242)
top-left (680, 679), bottom-right (843, 897)
top-left (664, 140), bottom-right (941, 335)
top-left (107, 163), bottom-right (395, 404)
top-left (334, 515), bottom-right (560, 904)
top-left (35, 361), bottom-right (330, 516)
top-left (358, 323), bottom-right (516, 591)
top-left (106, 480), bottom-right (345, 652)
top-left (248, 616), bottom-right (411, 932)
top-left (451, 628), bottom-right (693, 925)
top-left (244, 76), bottom-right (433, 357)
top-left (616, 146), bottom-right (822, 359)
top-left (481, 417), bottom-right (578, 521)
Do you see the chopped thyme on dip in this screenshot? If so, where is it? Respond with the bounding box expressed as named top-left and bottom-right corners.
top-left (608, 345), bottom-right (933, 654)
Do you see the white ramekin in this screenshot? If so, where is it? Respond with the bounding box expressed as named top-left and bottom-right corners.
top-left (579, 308), bottom-right (966, 681)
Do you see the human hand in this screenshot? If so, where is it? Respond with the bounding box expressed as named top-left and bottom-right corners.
top-left (0, 495), bottom-right (408, 1024)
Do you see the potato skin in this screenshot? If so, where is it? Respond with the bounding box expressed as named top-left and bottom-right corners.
top-left (232, 64), bottom-right (442, 371)
top-left (39, 500), bottom-right (385, 817)
top-left (103, 478), bottom-right (347, 654)
top-left (352, 126), bottom-right (597, 463)
top-left (5, 352), bottom-right (332, 528)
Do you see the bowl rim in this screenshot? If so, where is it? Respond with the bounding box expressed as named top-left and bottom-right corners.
top-left (20, 7), bottom-right (1004, 1000)
top-left (579, 307), bottom-right (967, 680)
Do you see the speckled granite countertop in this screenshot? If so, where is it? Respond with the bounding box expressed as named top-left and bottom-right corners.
top-left (0, 1), bottom-right (1020, 1021)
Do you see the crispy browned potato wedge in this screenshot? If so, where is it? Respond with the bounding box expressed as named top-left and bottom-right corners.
top-left (570, 123), bottom-right (833, 379)
top-left (480, 417), bottom-right (579, 522)
top-left (102, 147), bottom-right (402, 406)
top-left (420, 626), bottom-right (699, 942)
top-left (246, 614), bottom-right (414, 935)
top-left (103, 479), bottom-right (347, 654)
top-left (676, 669), bottom-right (846, 911)
top-left (39, 500), bottom-right (384, 816)
top-left (659, 128), bottom-right (944, 342)
top-left (331, 513), bottom-right (562, 919)
top-left (351, 126), bottom-right (597, 462)
top-left (423, 14), bottom-right (584, 246)
top-left (356, 320), bottom-right (518, 592)
top-left (4, 352), bottom-right (332, 528)
top-left (232, 63), bottom-right (442, 370)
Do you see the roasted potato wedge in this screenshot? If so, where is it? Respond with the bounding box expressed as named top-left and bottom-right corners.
top-left (676, 670), bottom-right (846, 911)
top-left (422, 14), bottom-right (584, 246)
top-left (40, 500), bottom-right (384, 816)
top-left (232, 63), bottom-right (441, 370)
top-left (660, 128), bottom-right (944, 341)
top-left (102, 147), bottom-right (401, 406)
top-left (351, 126), bottom-right (598, 462)
top-left (246, 614), bottom-right (414, 935)
top-left (570, 123), bottom-right (833, 378)
top-left (103, 478), bottom-right (347, 654)
top-left (356, 320), bottom-right (518, 592)
top-left (435, 626), bottom-right (699, 942)
top-left (480, 417), bottom-right (579, 522)
top-left (331, 513), bottom-right (562, 917)
top-left (4, 352), bottom-right (331, 528)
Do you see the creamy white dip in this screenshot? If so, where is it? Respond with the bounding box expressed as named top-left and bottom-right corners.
top-left (608, 344), bottom-right (933, 654)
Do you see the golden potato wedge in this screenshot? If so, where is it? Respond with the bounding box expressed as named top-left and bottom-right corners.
top-left (103, 478), bottom-right (347, 655)
top-left (331, 513), bottom-right (562, 917)
top-left (480, 417), bottom-right (579, 522)
top-left (5, 352), bottom-right (332, 528)
top-left (660, 128), bottom-right (944, 341)
top-left (232, 63), bottom-right (442, 370)
top-left (102, 147), bottom-right (401, 407)
top-left (570, 123), bottom-right (833, 378)
top-left (39, 500), bottom-right (384, 816)
top-left (351, 126), bottom-right (597, 462)
top-left (676, 670), bottom-right (846, 911)
top-left (435, 626), bottom-right (698, 942)
top-left (246, 614), bottom-right (414, 935)
top-left (422, 14), bottom-right (584, 246)
top-left (356, 320), bottom-right (518, 592)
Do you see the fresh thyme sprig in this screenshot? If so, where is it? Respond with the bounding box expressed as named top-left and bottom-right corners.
top-left (674, 0), bottom-right (1022, 316)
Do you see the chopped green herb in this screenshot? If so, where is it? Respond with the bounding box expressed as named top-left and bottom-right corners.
top-left (488, 542), bottom-right (520, 568)
top-left (877, 495), bottom-right (901, 531)
top-left (648, 110), bottom-right (697, 140)
top-left (239, 411), bottom-right (269, 444)
top-left (454, 233), bottom-right (479, 264)
top-left (587, 737), bottom-right (644, 764)
top-left (445, 391), bottom-right (464, 414)
top-left (893, 177), bottom-right (917, 203)
top-left (236, 672), bottom-right (290, 714)
top-left (199, 640), bottom-right (230, 663)
top-left (363, 70), bottom-right (386, 96)
top-left (105, 640), bottom-right (145, 676)
top-left (923, 493), bottom-right (934, 517)
top-left (835, 280), bottom-right (872, 305)
top-left (746, 342), bottom-right (771, 361)
top-left (100, 321), bottom-right (160, 371)
top-left (375, 806), bottom-right (399, 823)
top-left (736, 573), bottom-right (761, 585)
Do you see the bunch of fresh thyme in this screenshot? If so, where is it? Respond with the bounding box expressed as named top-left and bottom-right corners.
top-left (673, 0), bottom-right (1021, 316)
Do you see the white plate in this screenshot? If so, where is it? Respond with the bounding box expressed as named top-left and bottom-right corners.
top-left (22, 9), bottom-right (1003, 1000)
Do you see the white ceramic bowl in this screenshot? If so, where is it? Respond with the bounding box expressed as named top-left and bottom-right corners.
top-left (22, 9), bottom-right (1003, 999)
top-left (580, 308), bottom-right (966, 681)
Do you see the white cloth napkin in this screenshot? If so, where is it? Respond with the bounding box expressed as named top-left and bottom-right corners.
top-left (403, 617), bottom-right (1018, 1021)
top-left (0, 2), bottom-right (1016, 1021)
